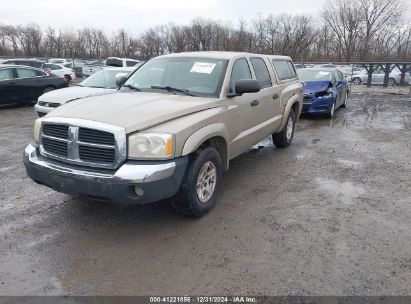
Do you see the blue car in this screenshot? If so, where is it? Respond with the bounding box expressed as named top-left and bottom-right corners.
top-left (297, 68), bottom-right (349, 118)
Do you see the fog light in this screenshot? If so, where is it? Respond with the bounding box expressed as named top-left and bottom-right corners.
top-left (134, 186), bottom-right (144, 196)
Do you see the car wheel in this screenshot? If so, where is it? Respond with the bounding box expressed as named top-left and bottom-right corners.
top-left (341, 91), bottom-right (348, 108)
top-left (353, 77), bottom-right (362, 85)
top-left (43, 86), bottom-right (55, 94)
top-left (388, 78), bottom-right (396, 86)
top-left (65, 75), bottom-right (72, 82)
top-left (172, 147), bottom-right (222, 217)
top-left (272, 109), bottom-right (295, 148)
top-left (326, 102), bottom-right (336, 118)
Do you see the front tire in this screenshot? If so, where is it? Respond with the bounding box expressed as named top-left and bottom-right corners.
top-left (65, 75), bottom-right (72, 82)
top-left (326, 102), bottom-right (336, 118)
top-left (388, 78), bottom-right (396, 86)
top-left (272, 109), bottom-right (295, 148)
top-left (353, 77), bottom-right (362, 85)
top-left (172, 147), bottom-right (222, 217)
top-left (340, 91), bottom-right (348, 108)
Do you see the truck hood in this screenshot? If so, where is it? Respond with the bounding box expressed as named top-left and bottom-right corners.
top-left (38, 86), bottom-right (114, 104)
top-left (302, 81), bottom-right (332, 94)
top-left (46, 91), bottom-right (222, 133)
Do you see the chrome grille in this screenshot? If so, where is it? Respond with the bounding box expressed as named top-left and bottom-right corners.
top-left (39, 118), bottom-right (126, 169)
top-left (42, 137), bottom-right (68, 157)
top-left (78, 128), bottom-right (115, 146)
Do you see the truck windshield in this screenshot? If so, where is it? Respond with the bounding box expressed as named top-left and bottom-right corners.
top-left (122, 57), bottom-right (228, 98)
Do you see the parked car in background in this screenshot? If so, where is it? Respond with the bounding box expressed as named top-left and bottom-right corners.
top-left (2, 59), bottom-right (51, 73)
top-left (105, 57), bottom-right (141, 67)
top-left (34, 67), bottom-right (136, 117)
top-left (0, 64), bottom-right (67, 106)
top-left (48, 58), bottom-right (71, 65)
top-left (45, 63), bottom-right (76, 82)
top-left (294, 64), bottom-right (307, 70)
top-left (24, 52), bottom-right (303, 217)
top-left (298, 68), bottom-right (349, 118)
top-left (352, 69), bottom-right (410, 85)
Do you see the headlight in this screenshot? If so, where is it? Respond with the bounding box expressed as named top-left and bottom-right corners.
top-left (128, 132), bottom-right (174, 159)
top-left (34, 119), bottom-right (42, 143)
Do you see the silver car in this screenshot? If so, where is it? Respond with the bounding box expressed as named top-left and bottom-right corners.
top-left (352, 69), bottom-right (410, 86)
top-left (34, 66), bottom-right (139, 117)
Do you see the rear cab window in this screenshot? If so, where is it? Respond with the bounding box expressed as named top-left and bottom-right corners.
top-left (272, 60), bottom-right (297, 81)
top-left (250, 57), bottom-right (272, 88)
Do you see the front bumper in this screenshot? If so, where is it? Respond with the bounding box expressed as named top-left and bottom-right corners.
top-left (23, 144), bottom-right (188, 204)
top-left (302, 96), bottom-right (336, 114)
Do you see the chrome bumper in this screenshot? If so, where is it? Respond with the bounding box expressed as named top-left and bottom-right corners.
top-left (24, 144), bottom-right (188, 204)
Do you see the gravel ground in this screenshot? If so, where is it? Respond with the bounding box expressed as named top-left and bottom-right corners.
top-left (0, 87), bottom-right (410, 296)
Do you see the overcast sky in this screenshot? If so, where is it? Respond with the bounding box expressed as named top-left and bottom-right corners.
top-left (1, 0), bottom-right (329, 33)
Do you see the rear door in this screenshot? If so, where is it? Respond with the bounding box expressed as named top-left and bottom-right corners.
top-left (0, 67), bottom-right (18, 105)
top-left (15, 68), bottom-right (46, 103)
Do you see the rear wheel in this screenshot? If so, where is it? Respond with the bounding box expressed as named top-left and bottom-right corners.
top-left (43, 86), bottom-right (55, 94)
top-left (272, 109), bottom-right (295, 148)
top-left (172, 147), bottom-right (222, 217)
top-left (388, 78), bottom-right (396, 86)
top-left (65, 75), bottom-right (72, 82)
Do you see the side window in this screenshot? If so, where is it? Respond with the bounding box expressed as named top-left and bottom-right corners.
top-left (273, 60), bottom-right (292, 80)
top-left (286, 61), bottom-right (297, 78)
top-left (229, 58), bottom-right (252, 93)
top-left (126, 60), bottom-right (137, 67)
top-left (250, 57), bottom-right (272, 88)
top-left (0, 68), bottom-right (15, 80)
top-left (16, 68), bottom-right (37, 78)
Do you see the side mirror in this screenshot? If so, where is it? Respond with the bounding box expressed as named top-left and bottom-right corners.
top-left (116, 76), bottom-right (127, 88)
top-left (228, 79), bottom-right (261, 97)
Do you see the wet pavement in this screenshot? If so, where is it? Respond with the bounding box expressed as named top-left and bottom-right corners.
top-left (0, 87), bottom-right (410, 295)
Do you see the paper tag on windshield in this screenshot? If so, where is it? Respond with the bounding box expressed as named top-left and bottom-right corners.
top-left (319, 72), bottom-right (330, 75)
top-left (190, 62), bottom-right (216, 74)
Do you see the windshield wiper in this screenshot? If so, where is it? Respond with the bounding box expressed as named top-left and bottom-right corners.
top-left (122, 84), bottom-right (142, 91)
top-left (151, 85), bottom-right (194, 96)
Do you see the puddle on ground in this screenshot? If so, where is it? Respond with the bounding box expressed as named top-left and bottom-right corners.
top-left (316, 177), bottom-right (366, 205)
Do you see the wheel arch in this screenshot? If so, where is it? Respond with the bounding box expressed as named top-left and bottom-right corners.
top-left (181, 123), bottom-right (229, 171)
top-left (279, 95), bottom-right (301, 131)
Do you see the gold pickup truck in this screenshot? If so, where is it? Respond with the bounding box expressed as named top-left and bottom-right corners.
top-left (24, 52), bottom-right (303, 217)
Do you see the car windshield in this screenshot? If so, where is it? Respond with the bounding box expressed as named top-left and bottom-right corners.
top-left (297, 69), bottom-right (333, 82)
top-left (122, 57), bottom-right (228, 98)
top-left (80, 69), bottom-right (130, 89)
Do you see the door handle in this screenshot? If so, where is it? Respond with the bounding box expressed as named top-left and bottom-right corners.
top-left (250, 100), bottom-right (259, 107)
top-left (272, 94), bottom-right (279, 99)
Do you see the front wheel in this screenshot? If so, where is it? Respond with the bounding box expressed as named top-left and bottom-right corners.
top-left (340, 91), bottom-right (348, 108)
top-left (326, 102), bottom-right (336, 118)
top-left (172, 147), bottom-right (222, 217)
top-left (65, 75), bottom-right (72, 82)
top-left (387, 78), bottom-right (396, 86)
top-left (352, 77), bottom-right (362, 85)
top-left (272, 109), bottom-right (295, 148)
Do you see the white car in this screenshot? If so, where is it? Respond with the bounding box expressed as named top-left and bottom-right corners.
top-left (352, 69), bottom-right (411, 86)
top-left (34, 67), bottom-right (137, 117)
top-left (46, 63), bottom-right (76, 82)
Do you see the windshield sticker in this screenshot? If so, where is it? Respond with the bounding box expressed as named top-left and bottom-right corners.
top-left (318, 72), bottom-right (331, 75)
top-left (190, 62), bottom-right (216, 74)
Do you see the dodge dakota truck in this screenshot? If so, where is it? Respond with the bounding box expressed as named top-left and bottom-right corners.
top-left (24, 52), bottom-right (303, 217)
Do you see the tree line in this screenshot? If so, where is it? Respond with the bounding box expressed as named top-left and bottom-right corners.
top-left (0, 0), bottom-right (410, 62)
